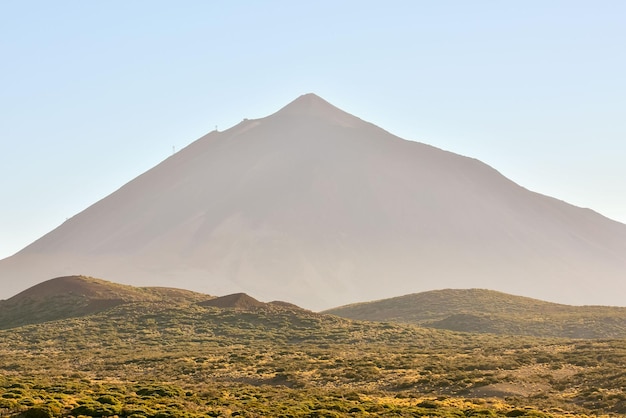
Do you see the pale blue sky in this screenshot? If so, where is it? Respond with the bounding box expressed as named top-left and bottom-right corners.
top-left (1, 1), bottom-right (625, 259)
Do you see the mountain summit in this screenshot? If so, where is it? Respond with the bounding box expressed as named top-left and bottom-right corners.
top-left (276, 93), bottom-right (339, 115)
top-left (2, 94), bottom-right (626, 309)
top-left (273, 93), bottom-right (362, 126)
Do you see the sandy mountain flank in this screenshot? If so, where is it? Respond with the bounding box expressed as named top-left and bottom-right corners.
top-left (1, 94), bottom-right (626, 310)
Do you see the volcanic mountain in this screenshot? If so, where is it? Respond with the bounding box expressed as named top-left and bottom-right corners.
top-left (2, 94), bottom-right (626, 310)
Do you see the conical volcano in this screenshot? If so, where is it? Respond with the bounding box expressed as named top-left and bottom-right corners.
top-left (2, 94), bottom-right (626, 309)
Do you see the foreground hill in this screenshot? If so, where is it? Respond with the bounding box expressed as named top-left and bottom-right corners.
top-left (324, 289), bottom-right (626, 338)
top-left (0, 284), bottom-right (625, 416)
top-left (0, 275), bottom-right (212, 329)
top-left (0, 276), bottom-right (307, 330)
top-left (2, 94), bottom-right (626, 309)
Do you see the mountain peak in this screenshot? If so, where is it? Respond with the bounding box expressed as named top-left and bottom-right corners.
top-left (273, 93), bottom-right (361, 127)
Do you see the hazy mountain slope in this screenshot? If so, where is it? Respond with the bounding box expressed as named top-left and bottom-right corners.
top-left (2, 94), bottom-right (626, 310)
top-left (325, 289), bottom-right (626, 338)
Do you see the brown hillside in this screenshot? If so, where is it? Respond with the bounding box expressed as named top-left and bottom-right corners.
top-left (324, 289), bottom-right (626, 339)
top-left (0, 276), bottom-right (212, 329)
top-left (142, 286), bottom-right (213, 303)
top-left (6, 275), bottom-right (154, 303)
top-left (268, 300), bottom-right (305, 310)
top-left (199, 293), bottom-right (267, 309)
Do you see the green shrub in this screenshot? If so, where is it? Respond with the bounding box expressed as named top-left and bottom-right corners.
top-left (466, 409), bottom-right (497, 417)
top-left (96, 394), bottom-right (119, 405)
top-left (417, 400), bottom-right (438, 409)
top-left (136, 386), bottom-right (181, 398)
top-left (72, 402), bottom-right (122, 417)
top-left (19, 406), bottom-right (54, 418)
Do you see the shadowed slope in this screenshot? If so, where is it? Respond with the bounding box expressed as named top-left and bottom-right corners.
top-left (324, 289), bottom-right (626, 338)
top-left (2, 94), bottom-right (626, 310)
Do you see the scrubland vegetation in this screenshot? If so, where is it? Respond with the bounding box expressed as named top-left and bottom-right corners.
top-left (325, 289), bottom-right (626, 339)
top-left (1, 292), bottom-right (626, 417)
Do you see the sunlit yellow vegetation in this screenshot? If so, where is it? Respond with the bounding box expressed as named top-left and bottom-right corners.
top-left (1, 279), bottom-right (626, 416)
